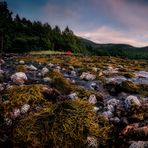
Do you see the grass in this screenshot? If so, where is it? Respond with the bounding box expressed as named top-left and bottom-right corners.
top-left (30, 50), bottom-right (64, 55)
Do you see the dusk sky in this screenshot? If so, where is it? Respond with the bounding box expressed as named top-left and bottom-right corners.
top-left (6, 0), bottom-right (148, 47)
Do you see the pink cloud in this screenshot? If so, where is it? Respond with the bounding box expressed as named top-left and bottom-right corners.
top-left (76, 26), bottom-right (148, 47)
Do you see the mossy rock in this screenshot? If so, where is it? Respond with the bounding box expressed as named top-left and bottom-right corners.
top-left (121, 81), bottom-right (139, 93)
top-left (13, 99), bottom-right (111, 147)
top-left (2, 84), bottom-right (45, 117)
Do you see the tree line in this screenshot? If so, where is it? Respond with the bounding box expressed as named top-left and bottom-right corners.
top-left (0, 1), bottom-right (88, 54)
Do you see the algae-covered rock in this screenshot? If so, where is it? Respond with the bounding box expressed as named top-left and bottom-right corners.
top-left (13, 99), bottom-right (112, 147)
top-left (2, 84), bottom-right (45, 118)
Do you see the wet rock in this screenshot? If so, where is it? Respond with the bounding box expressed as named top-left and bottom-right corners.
top-left (21, 104), bottom-right (30, 114)
top-left (11, 72), bottom-right (28, 85)
top-left (129, 141), bottom-right (148, 148)
top-left (80, 72), bottom-right (96, 81)
top-left (27, 65), bottom-right (37, 71)
top-left (125, 95), bottom-right (141, 109)
top-left (68, 93), bottom-right (78, 100)
top-left (88, 95), bottom-right (97, 104)
top-left (87, 136), bottom-right (98, 148)
top-left (41, 67), bottom-right (49, 76)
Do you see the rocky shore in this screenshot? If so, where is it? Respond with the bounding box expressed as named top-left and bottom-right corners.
top-left (0, 54), bottom-right (147, 148)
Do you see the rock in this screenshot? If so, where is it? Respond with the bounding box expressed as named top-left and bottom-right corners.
top-left (93, 107), bottom-right (100, 112)
top-left (0, 59), bottom-right (5, 65)
top-left (102, 111), bottom-right (113, 119)
top-left (27, 65), bottom-right (37, 71)
top-left (80, 72), bottom-right (96, 81)
top-left (125, 95), bottom-right (141, 109)
top-left (70, 71), bottom-right (76, 77)
top-left (5, 118), bottom-right (12, 126)
top-left (129, 141), bottom-right (148, 148)
top-left (11, 72), bottom-right (28, 85)
top-left (135, 71), bottom-right (148, 78)
top-left (110, 117), bottom-right (120, 124)
top-left (13, 108), bottom-right (21, 119)
top-left (68, 93), bottom-right (78, 100)
top-left (19, 60), bottom-right (25, 64)
top-left (92, 67), bottom-right (98, 72)
top-left (21, 104), bottom-right (30, 114)
top-left (88, 95), bottom-right (97, 104)
top-left (87, 136), bottom-right (98, 148)
top-left (0, 84), bottom-right (4, 91)
top-left (62, 68), bottom-right (66, 71)
top-left (98, 71), bottom-right (103, 77)
top-left (43, 77), bottom-right (52, 83)
top-left (106, 99), bottom-right (119, 112)
top-left (48, 63), bottom-right (54, 68)
top-left (0, 70), bottom-right (4, 80)
top-left (69, 66), bottom-right (74, 70)
top-left (41, 67), bottom-right (49, 76)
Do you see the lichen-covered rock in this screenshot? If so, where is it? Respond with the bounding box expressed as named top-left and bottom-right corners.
top-left (80, 72), bottom-right (96, 81)
top-left (11, 72), bottom-right (27, 85)
top-left (125, 95), bottom-right (141, 109)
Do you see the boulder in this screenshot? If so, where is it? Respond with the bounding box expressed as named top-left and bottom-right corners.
top-left (11, 72), bottom-right (28, 85)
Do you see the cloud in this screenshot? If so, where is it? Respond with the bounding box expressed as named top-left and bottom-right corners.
top-left (76, 26), bottom-right (148, 47)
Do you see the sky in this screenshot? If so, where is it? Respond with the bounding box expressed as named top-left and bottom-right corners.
top-left (6, 0), bottom-right (148, 47)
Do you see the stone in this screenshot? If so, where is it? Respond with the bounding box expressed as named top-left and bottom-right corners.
top-left (102, 111), bottom-right (113, 119)
top-left (88, 95), bottom-right (97, 104)
top-left (19, 60), bottom-right (25, 64)
top-left (125, 95), bottom-right (141, 109)
top-left (110, 117), bottom-right (120, 124)
top-left (13, 108), bottom-right (21, 119)
top-left (27, 65), bottom-right (37, 71)
top-left (41, 67), bottom-right (49, 76)
top-left (129, 141), bottom-right (148, 148)
top-left (70, 71), bottom-right (76, 76)
top-left (68, 93), bottom-right (78, 100)
top-left (93, 107), bottom-right (100, 112)
top-left (92, 67), bottom-right (98, 72)
top-left (0, 59), bottom-right (5, 65)
top-left (69, 65), bottom-right (74, 70)
top-left (135, 71), bottom-right (148, 78)
top-left (43, 77), bottom-right (52, 83)
top-left (11, 72), bottom-right (28, 85)
top-left (0, 83), bottom-right (4, 91)
top-left (107, 99), bottom-right (119, 112)
top-left (5, 118), bottom-right (12, 126)
top-left (80, 72), bottom-right (96, 81)
top-left (21, 104), bottom-right (30, 114)
top-left (87, 136), bottom-right (98, 148)
top-left (48, 63), bottom-right (54, 68)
